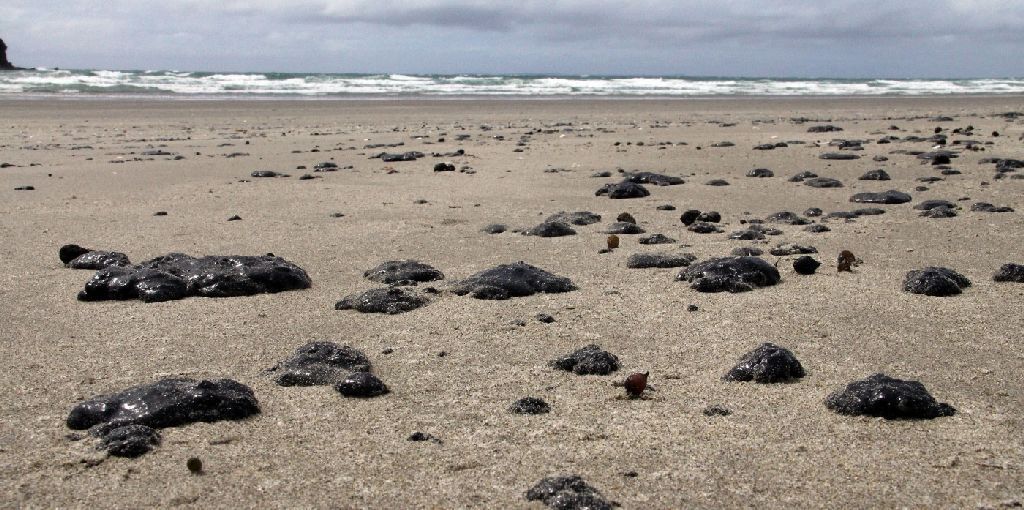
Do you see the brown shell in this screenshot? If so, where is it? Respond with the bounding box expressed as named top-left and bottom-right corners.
top-left (837, 250), bottom-right (856, 272)
top-left (624, 372), bottom-right (648, 397)
top-left (607, 235), bottom-right (620, 249)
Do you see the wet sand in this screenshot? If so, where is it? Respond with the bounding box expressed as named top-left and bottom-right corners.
top-left (1, 96), bottom-right (1023, 508)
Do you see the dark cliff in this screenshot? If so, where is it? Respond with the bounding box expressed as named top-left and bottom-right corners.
top-left (1, 39), bottom-right (20, 70)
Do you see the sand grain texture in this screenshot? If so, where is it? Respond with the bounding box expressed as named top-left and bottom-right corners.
top-left (1, 97), bottom-right (1023, 508)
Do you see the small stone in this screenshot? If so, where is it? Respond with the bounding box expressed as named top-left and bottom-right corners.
top-left (267, 342), bottom-right (371, 386)
top-left (803, 177), bottom-right (844, 188)
top-left (687, 304), bottom-right (699, 312)
top-left (433, 162), bottom-right (455, 172)
top-left (67, 250), bottom-right (131, 270)
top-left (335, 287), bottom-right (429, 314)
top-left (825, 373), bottom-right (955, 419)
top-left (59, 244), bottom-right (93, 264)
top-left (525, 475), bottom-right (613, 510)
top-left (789, 171), bottom-right (818, 182)
top-left (98, 425), bottom-right (161, 458)
top-left (746, 168), bottom-right (774, 177)
top-left (536, 313), bottom-right (556, 323)
top-left (769, 243), bottom-right (817, 256)
top-left (766, 212), bottom-right (809, 225)
top-left (656, 204), bottom-right (676, 211)
top-left (679, 210), bottom-right (701, 225)
top-left (187, 457), bottom-right (203, 474)
top-left (77, 253), bottom-right (310, 303)
top-left (849, 190), bottom-right (912, 204)
top-left (914, 199), bottom-right (956, 211)
top-left (903, 267), bottom-right (971, 296)
top-left (638, 233), bottom-right (675, 245)
top-left (971, 202), bottom-right (1014, 213)
top-left (678, 257), bottom-right (781, 293)
top-left (688, 222), bottom-right (722, 234)
top-left (527, 221), bottom-right (577, 237)
top-left (335, 372), bottom-right (389, 398)
top-left (625, 171), bottom-right (684, 186)
top-left (607, 235), bottom-right (619, 249)
top-left (626, 252), bottom-right (695, 269)
top-left (993, 263), bottom-right (1024, 282)
top-left (451, 262), bottom-right (576, 300)
top-left (595, 181), bottom-right (650, 199)
top-left (698, 211), bottom-right (721, 223)
top-left (920, 206), bottom-right (957, 218)
top-left (859, 169), bottom-right (891, 181)
top-left (67, 378), bottom-right (260, 431)
top-left (551, 344), bottom-right (620, 376)
top-left (408, 432), bottom-right (442, 443)
top-left (728, 229), bottom-right (765, 241)
top-left (819, 152), bottom-right (860, 160)
top-left (723, 343), bottom-right (805, 383)
top-left (364, 260), bottom-right (444, 284)
top-left (227, 215), bottom-right (242, 221)
top-left (604, 222), bottom-right (645, 235)
top-left (793, 256), bottom-right (821, 275)
top-left (616, 212), bottom-right (636, 223)
top-left (509, 397), bottom-right (551, 415)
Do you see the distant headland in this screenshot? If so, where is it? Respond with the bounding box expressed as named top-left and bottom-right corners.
top-left (1, 38), bottom-right (24, 70)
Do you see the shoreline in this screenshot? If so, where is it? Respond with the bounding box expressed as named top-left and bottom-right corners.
top-left (3, 93), bottom-right (1024, 103)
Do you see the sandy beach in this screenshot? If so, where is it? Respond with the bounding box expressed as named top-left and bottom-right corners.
top-left (1, 96), bottom-right (1023, 508)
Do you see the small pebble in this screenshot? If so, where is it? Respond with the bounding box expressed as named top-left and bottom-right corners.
top-left (509, 397), bottom-right (551, 415)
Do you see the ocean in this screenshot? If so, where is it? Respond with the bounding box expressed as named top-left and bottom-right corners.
top-left (1, 69), bottom-right (1023, 98)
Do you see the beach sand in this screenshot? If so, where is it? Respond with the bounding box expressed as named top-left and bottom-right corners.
top-left (1, 96), bottom-right (1023, 508)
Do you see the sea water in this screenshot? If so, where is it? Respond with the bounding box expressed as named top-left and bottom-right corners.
top-left (1, 69), bottom-right (1022, 98)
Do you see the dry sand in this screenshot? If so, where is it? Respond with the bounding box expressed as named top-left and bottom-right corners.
top-left (1, 96), bottom-right (1023, 508)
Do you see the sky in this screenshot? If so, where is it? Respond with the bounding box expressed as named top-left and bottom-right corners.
top-left (1, 0), bottom-right (1022, 78)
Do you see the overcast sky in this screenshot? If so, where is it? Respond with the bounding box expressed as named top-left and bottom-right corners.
top-left (1, 0), bottom-right (1022, 77)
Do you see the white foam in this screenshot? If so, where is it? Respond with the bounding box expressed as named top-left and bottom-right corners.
top-left (1, 70), bottom-right (1023, 97)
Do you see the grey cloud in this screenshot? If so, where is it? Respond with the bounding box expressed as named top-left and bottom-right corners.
top-left (0, 0), bottom-right (1021, 76)
top-left (286, 0), bottom-right (1024, 42)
